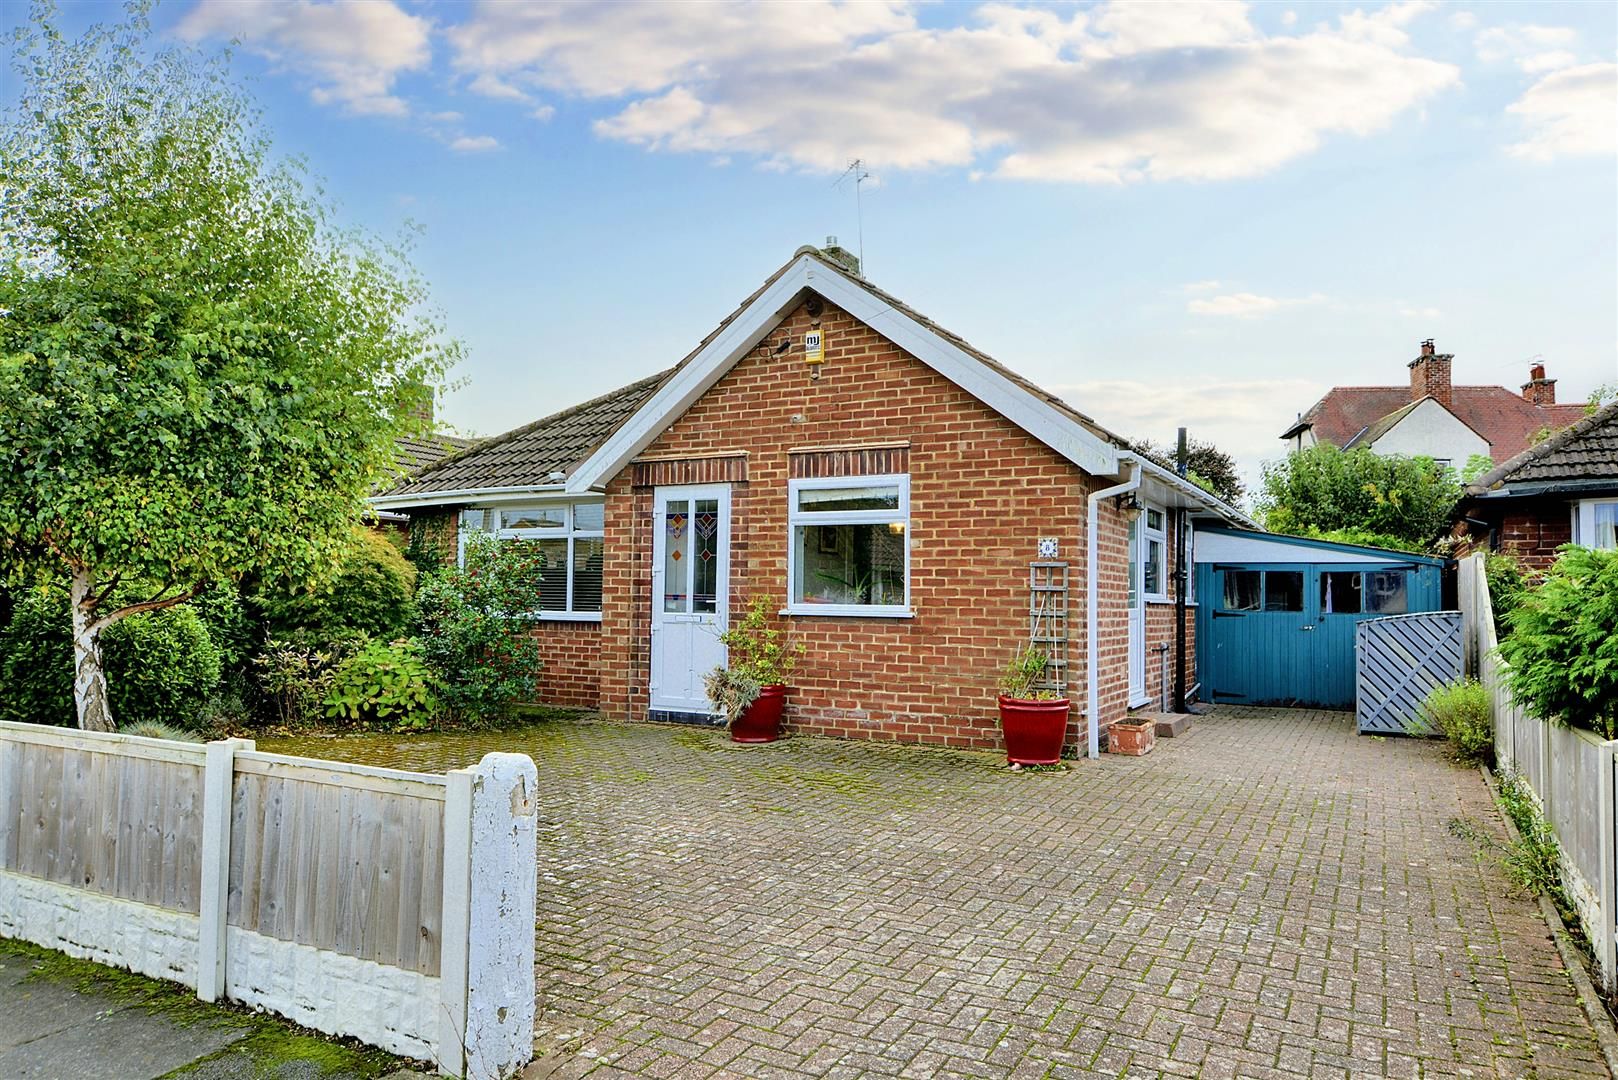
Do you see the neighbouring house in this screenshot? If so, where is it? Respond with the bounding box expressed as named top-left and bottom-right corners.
top-left (373, 245), bottom-right (1253, 755)
top-left (1280, 340), bottom-right (1587, 470)
top-left (1453, 400), bottom-right (1618, 571)
top-left (372, 411), bottom-right (480, 535)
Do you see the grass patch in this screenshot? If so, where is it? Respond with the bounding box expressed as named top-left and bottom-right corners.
top-left (0, 937), bottom-right (414, 1078)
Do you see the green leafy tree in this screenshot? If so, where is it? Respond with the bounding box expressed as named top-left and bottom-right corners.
top-left (0, 4), bottom-right (455, 729)
top-left (1498, 547), bottom-right (1618, 739)
top-left (1460, 453), bottom-right (1496, 484)
top-left (1257, 444), bottom-right (1460, 550)
top-left (253, 526), bottom-right (418, 647)
top-left (1129, 437), bottom-right (1245, 506)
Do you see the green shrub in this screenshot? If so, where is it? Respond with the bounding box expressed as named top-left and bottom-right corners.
top-left (1420, 679), bottom-right (1492, 763)
top-left (119, 719), bottom-right (204, 743)
top-left (0, 585), bottom-right (75, 725)
top-left (1498, 546), bottom-right (1618, 739)
top-left (1483, 552), bottom-right (1529, 638)
top-left (101, 606), bottom-right (224, 728)
top-left (255, 527), bottom-right (417, 647)
top-left (251, 640), bottom-right (343, 728)
top-left (189, 580), bottom-right (255, 672)
top-left (0, 585), bottom-right (221, 728)
top-left (717, 596), bottom-right (803, 686)
top-left (415, 534), bottom-right (541, 726)
top-left (324, 638), bottom-right (440, 730)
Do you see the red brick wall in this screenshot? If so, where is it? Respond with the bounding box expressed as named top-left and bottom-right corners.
top-left (1452, 497), bottom-right (1574, 574)
top-left (597, 297), bottom-right (1134, 752)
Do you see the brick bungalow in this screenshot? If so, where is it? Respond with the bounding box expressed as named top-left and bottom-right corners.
top-left (374, 246), bottom-right (1253, 757)
top-left (1453, 399), bottom-right (1618, 571)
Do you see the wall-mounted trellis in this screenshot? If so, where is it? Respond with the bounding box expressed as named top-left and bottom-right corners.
top-left (1029, 562), bottom-right (1069, 695)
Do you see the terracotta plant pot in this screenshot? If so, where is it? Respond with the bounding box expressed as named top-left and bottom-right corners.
top-left (730, 684), bottom-right (787, 743)
top-left (1108, 717), bottom-right (1156, 756)
top-left (997, 695), bottom-right (1072, 765)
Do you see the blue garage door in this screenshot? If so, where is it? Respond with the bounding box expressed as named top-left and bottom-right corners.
top-left (1203, 562), bottom-right (1435, 708)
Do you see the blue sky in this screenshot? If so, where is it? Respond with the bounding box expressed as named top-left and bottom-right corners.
top-left (8, 1), bottom-right (1616, 493)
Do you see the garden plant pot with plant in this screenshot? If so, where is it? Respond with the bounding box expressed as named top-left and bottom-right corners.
top-left (997, 645), bottom-right (1072, 766)
top-left (704, 597), bottom-right (805, 743)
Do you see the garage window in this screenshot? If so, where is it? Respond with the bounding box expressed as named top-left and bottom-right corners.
top-left (1263, 571), bottom-right (1304, 612)
top-left (1320, 572), bottom-right (1363, 614)
top-left (1222, 570), bottom-right (1261, 612)
top-left (1366, 571), bottom-right (1409, 614)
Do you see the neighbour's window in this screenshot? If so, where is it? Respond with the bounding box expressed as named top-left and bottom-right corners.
top-left (1264, 571), bottom-right (1304, 612)
top-left (1365, 570), bottom-right (1408, 614)
top-left (1573, 500), bottom-right (1618, 550)
top-left (1142, 505), bottom-right (1166, 599)
top-left (788, 476), bottom-right (909, 614)
top-left (459, 502), bottom-right (605, 617)
top-left (1320, 572), bottom-right (1363, 614)
top-left (1222, 570), bottom-right (1261, 612)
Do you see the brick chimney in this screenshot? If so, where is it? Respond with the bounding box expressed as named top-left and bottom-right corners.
top-left (1521, 362), bottom-right (1557, 406)
top-left (819, 235), bottom-right (861, 277)
top-left (1408, 339), bottom-right (1453, 408)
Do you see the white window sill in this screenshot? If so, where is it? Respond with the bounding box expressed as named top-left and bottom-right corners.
top-left (781, 606), bottom-right (915, 619)
top-left (1144, 598), bottom-right (1197, 607)
top-left (524, 612), bottom-right (603, 623)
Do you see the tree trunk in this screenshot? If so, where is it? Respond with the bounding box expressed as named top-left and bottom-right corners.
top-left (69, 569), bottom-right (115, 732)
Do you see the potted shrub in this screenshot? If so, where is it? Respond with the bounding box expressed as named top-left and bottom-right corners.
top-left (997, 646), bottom-right (1071, 765)
top-left (1107, 716), bottom-right (1156, 756)
top-left (704, 598), bottom-right (804, 743)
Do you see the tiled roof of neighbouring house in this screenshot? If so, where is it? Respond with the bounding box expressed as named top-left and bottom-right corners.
top-left (1284, 385), bottom-right (1586, 463)
top-left (385, 370), bottom-right (671, 496)
top-left (393, 433), bottom-right (479, 474)
top-left (1466, 400), bottom-right (1618, 495)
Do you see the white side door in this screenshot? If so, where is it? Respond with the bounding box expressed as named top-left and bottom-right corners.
top-left (650, 485), bottom-right (730, 713)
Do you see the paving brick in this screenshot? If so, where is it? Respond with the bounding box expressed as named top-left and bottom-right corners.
top-left (270, 706), bottom-right (1610, 1078)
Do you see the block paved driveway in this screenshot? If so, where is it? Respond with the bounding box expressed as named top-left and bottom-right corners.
top-left (273, 707), bottom-right (1609, 1079)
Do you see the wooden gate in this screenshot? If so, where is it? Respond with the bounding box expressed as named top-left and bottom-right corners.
top-left (1355, 611), bottom-right (1463, 735)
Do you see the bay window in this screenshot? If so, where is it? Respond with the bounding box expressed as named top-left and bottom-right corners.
top-left (787, 475), bottom-right (910, 616)
top-left (459, 502), bottom-right (604, 618)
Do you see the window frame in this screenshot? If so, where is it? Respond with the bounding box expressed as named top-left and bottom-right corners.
top-left (784, 474), bottom-right (913, 618)
top-left (1140, 503), bottom-right (1169, 602)
top-left (1573, 498), bottom-right (1618, 551)
top-left (459, 500), bottom-right (606, 621)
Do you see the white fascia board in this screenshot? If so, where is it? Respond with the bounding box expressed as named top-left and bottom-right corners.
top-left (566, 258), bottom-right (815, 493)
top-left (368, 485), bottom-right (567, 511)
top-left (567, 254), bottom-right (1120, 492)
top-left (1122, 452), bottom-right (1259, 530)
top-left (806, 267), bottom-right (1117, 478)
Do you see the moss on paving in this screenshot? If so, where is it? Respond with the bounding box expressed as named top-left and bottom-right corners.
top-left (0, 938), bottom-right (413, 1078)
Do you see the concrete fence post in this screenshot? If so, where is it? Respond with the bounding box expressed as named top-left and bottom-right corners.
top-left (1599, 740), bottom-right (1618, 994)
top-left (196, 737), bottom-right (253, 1004)
top-left (438, 753), bottom-right (538, 1080)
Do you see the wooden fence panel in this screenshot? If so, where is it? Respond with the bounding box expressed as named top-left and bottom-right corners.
top-left (226, 754), bottom-right (445, 976)
top-left (1355, 611), bottom-right (1463, 735)
top-left (0, 737), bottom-right (205, 913)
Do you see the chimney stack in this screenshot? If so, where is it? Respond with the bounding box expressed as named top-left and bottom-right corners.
top-left (1521, 362), bottom-right (1557, 406)
top-left (1408, 339), bottom-right (1453, 408)
top-left (819, 235), bottom-right (862, 277)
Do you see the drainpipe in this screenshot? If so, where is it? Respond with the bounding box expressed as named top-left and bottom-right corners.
top-left (1087, 462), bottom-right (1140, 760)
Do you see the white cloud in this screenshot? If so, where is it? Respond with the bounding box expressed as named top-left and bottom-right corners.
top-left (530, 105), bottom-right (556, 123)
top-left (1182, 280), bottom-right (1223, 293)
top-left (1506, 63), bottom-right (1618, 161)
top-left (1475, 24), bottom-right (1579, 73)
top-left (1059, 375), bottom-right (1325, 497)
top-left (176, 0), bottom-right (431, 116)
top-left (445, 0), bottom-right (1459, 183)
top-left (1188, 292), bottom-right (1326, 318)
top-left (447, 134), bottom-right (501, 153)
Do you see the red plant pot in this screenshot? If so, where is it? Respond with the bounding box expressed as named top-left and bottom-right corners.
top-left (730, 684), bottom-right (787, 743)
top-left (997, 695), bottom-right (1072, 765)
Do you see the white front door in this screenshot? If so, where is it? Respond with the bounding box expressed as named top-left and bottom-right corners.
top-left (650, 485), bottom-right (730, 714)
top-left (1127, 516), bottom-right (1146, 705)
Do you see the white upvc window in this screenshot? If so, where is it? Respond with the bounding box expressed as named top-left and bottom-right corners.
top-left (1572, 499), bottom-right (1618, 550)
top-left (459, 501), bottom-right (605, 619)
top-left (1141, 504), bottom-right (1168, 601)
top-left (786, 475), bottom-right (912, 617)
